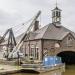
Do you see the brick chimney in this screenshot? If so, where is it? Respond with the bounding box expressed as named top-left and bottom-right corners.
top-left (33, 20), bottom-right (39, 31)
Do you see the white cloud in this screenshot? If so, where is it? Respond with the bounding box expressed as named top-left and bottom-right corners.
top-left (0, 0), bottom-right (75, 36)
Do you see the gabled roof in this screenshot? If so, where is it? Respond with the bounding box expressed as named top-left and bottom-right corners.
top-left (17, 23), bottom-right (75, 41)
top-left (52, 6), bottom-right (62, 11)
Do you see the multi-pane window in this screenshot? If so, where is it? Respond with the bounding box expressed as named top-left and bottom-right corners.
top-left (30, 47), bottom-right (39, 60)
top-left (35, 48), bottom-right (39, 59)
top-left (67, 36), bottom-right (73, 47)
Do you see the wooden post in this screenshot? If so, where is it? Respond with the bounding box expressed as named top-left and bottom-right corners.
top-left (17, 52), bottom-right (20, 66)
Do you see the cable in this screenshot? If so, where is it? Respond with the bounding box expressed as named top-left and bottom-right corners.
top-left (12, 16), bottom-right (35, 29)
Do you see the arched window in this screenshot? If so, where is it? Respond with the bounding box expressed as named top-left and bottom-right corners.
top-left (56, 11), bottom-right (59, 16)
top-left (67, 36), bottom-right (73, 47)
top-left (59, 11), bottom-right (61, 17)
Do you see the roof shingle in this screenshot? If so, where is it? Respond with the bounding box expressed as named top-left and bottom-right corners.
top-left (17, 23), bottom-right (75, 41)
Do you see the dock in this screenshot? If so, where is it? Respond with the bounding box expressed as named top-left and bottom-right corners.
top-left (0, 64), bottom-right (22, 74)
top-left (0, 63), bottom-right (65, 74)
top-left (21, 63), bottom-right (65, 73)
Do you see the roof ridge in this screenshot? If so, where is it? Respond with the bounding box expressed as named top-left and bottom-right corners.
top-left (42, 23), bottom-right (52, 39)
top-left (34, 24), bottom-right (49, 33)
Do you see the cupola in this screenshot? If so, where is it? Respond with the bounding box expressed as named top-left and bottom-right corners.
top-left (52, 5), bottom-right (62, 27)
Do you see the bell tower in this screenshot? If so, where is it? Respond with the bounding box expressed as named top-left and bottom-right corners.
top-left (52, 1), bottom-right (61, 25)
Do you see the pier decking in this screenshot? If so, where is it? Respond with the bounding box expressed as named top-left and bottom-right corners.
top-left (0, 63), bottom-right (65, 74)
top-left (21, 63), bottom-right (65, 73)
top-left (0, 64), bottom-right (21, 74)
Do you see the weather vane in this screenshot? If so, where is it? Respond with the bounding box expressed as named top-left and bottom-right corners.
top-left (56, 0), bottom-right (58, 7)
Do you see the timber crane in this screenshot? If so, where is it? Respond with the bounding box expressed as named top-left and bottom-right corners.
top-left (0, 28), bottom-right (16, 46)
top-left (0, 28), bottom-right (16, 58)
top-left (8, 11), bottom-right (41, 58)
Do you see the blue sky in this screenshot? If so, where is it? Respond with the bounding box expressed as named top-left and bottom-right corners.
top-left (0, 0), bottom-right (75, 36)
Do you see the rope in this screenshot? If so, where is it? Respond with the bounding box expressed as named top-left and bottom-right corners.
top-left (1, 11), bottom-right (41, 38)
